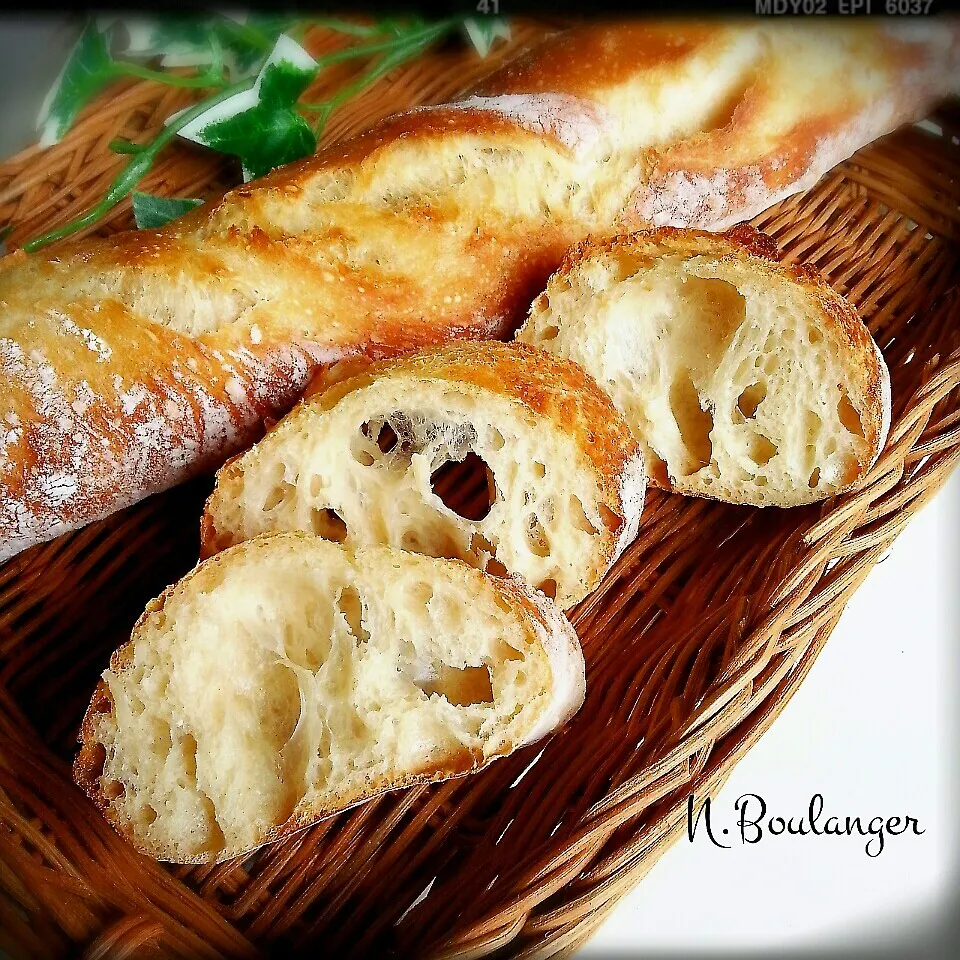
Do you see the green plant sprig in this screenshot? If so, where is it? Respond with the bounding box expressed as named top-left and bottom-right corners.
top-left (300, 18), bottom-right (460, 134)
top-left (110, 31), bottom-right (228, 89)
top-left (16, 13), bottom-right (510, 252)
top-left (23, 80), bottom-right (255, 252)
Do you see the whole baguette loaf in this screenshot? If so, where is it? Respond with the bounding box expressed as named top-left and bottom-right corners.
top-left (2, 20), bottom-right (958, 559)
top-left (517, 226), bottom-right (890, 507)
top-left (201, 341), bottom-right (645, 608)
top-left (74, 533), bottom-right (585, 863)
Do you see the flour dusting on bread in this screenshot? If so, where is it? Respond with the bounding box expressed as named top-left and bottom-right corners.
top-left (2, 20), bottom-right (957, 559)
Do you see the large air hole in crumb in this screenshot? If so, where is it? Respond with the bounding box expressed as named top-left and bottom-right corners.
top-left (401, 530), bottom-right (423, 552)
top-left (408, 581), bottom-right (434, 608)
top-left (748, 434), bottom-right (778, 466)
top-left (351, 441), bottom-right (375, 467)
top-left (419, 664), bottom-right (494, 707)
top-left (88, 742), bottom-right (107, 780)
top-left (311, 507), bottom-right (347, 542)
top-left (680, 275), bottom-right (748, 338)
top-left (496, 641), bottom-right (524, 662)
top-left (570, 496), bottom-right (600, 536)
top-left (263, 480), bottom-right (295, 512)
top-left (526, 515), bottom-right (551, 558)
top-left (737, 382), bottom-right (767, 419)
top-left (354, 417), bottom-right (409, 466)
top-left (471, 532), bottom-right (497, 560)
top-left (469, 533), bottom-right (507, 578)
top-left (262, 661), bottom-right (302, 746)
top-left (646, 451), bottom-right (670, 487)
top-left (837, 389), bottom-right (865, 439)
top-left (103, 779), bottom-right (125, 800)
top-left (540, 325), bottom-right (560, 341)
top-left (180, 734), bottom-right (198, 781)
top-left (538, 579), bottom-right (558, 600)
top-left (598, 503), bottom-right (621, 533)
top-left (809, 467), bottom-right (821, 488)
top-left (337, 585), bottom-right (370, 643)
top-left (430, 452), bottom-right (495, 521)
top-left (669, 373), bottom-right (713, 476)
top-left (374, 422), bottom-right (398, 453)
top-left (283, 618), bottom-right (327, 671)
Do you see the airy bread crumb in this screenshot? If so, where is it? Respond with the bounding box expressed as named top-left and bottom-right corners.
top-left (202, 342), bottom-right (645, 608)
top-left (518, 227), bottom-right (890, 507)
top-left (74, 534), bottom-right (585, 863)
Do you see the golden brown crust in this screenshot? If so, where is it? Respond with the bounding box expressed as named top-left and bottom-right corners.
top-left (479, 22), bottom-right (732, 101)
top-left (628, 23), bottom-right (960, 231)
top-left (3, 20), bottom-right (954, 560)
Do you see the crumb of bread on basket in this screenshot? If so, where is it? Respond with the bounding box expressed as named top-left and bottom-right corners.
top-left (517, 226), bottom-right (890, 507)
top-left (73, 534), bottom-right (585, 864)
top-left (201, 341), bottom-right (645, 609)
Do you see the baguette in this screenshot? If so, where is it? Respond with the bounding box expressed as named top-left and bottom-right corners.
top-left (74, 533), bottom-right (585, 863)
top-left (2, 21), bottom-right (957, 559)
top-left (517, 227), bottom-right (890, 507)
top-left (201, 342), bottom-right (645, 609)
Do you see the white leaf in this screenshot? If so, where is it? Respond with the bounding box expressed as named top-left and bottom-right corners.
top-left (37, 60), bottom-right (72, 147)
top-left (260, 34), bottom-right (318, 77)
top-left (36, 33), bottom-right (82, 146)
top-left (464, 18), bottom-right (511, 59)
top-left (107, 17), bottom-right (160, 56)
top-left (173, 87), bottom-right (260, 145)
top-left (172, 34), bottom-right (316, 147)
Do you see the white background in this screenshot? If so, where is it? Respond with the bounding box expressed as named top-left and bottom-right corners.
top-left (0, 19), bottom-right (956, 957)
top-left (585, 470), bottom-right (958, 955)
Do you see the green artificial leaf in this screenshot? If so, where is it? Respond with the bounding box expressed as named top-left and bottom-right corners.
top-left (38, 21), bottom-right (115, 146)
top-left (176, 35), bottom-right (318, 181)
top-left (256, 43), bottom-right (317, 104)
top-left (131, 191), bottom-right (203, 229)
top-left (463, 17), bottom-right (511, 58)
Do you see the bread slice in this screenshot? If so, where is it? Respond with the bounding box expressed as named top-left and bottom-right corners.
top-left (201, 342), bottom-right (646, 609)
top-left (73, 533), bottom-right (585, 864)
top-left (517, 227), bottom-right (891, 507)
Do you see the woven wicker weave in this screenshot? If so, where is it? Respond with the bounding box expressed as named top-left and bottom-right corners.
top-left (1, 21), bottom-right (959, 960)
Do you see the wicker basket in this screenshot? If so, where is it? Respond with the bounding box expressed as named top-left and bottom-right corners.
top-left (1, 21), bottom-right (958, 960)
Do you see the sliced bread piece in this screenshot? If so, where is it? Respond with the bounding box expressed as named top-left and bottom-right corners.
top-left (74, 534), bottom-right (585, 864)
top-left (516, 226), bottom-right (891, 507)
top-left (201, 342), bottom-right (646, 608)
